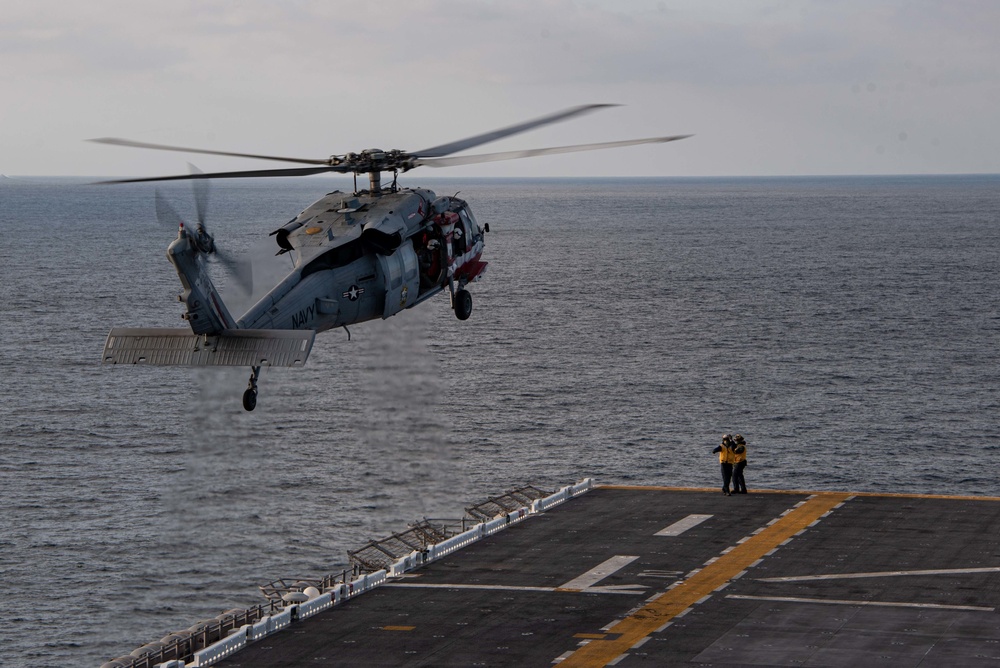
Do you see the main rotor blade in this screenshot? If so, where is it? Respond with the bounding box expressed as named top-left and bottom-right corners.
top-left (89, 137), bottom-right (331, 165)
top-left (412, 104), bottom-right (618, 158)
top-left (95, 165), bottom-right (343, 185)
top-left (214, 247), bottom-right (254, 295)
top-left (412, 135), bottom-right (693, 168)
top-left (154, 190), bottom-right (184, 229)
top-left (189, 163), bottom-right (209, 228)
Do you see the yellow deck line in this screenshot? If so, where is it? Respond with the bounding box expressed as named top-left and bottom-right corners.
top-left (598, 485), bottom-right (1000, 502)
top-left (558, 492), bottom-right (852, 667)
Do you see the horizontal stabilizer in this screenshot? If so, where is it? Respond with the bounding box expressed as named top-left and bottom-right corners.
top-left (102, 328), bottom-right (315, 367)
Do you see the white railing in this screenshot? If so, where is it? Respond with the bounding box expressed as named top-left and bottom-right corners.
top-left (298, 592), bottom-right (333, 620)
top-left (533, 478), bottom-right (594, 513)
top-left (426, 525), bottom-right (482, 560)
top-left (188, 625), bottom-right (249, 667)
top-left (248, 615), bottom-right (274, 642)
top-left (389, 551), bottom-right (424, 577)
top-left (341, 569), bottom-right (387, 600)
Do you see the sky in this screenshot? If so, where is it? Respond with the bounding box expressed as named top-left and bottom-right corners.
top-left (2, 0), bottom-right (998, 178)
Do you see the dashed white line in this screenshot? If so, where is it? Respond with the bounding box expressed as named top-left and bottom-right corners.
top-left (655, 514), bottom-right (713, 536)
top-left (559, 556), bottom-right (640, 591)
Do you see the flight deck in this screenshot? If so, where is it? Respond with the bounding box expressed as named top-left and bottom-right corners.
top-left (212, 485), bottom-right (1000, 667)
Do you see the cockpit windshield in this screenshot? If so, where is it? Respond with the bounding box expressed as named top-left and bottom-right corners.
top-left (458, 207), bottom-right (482, 238)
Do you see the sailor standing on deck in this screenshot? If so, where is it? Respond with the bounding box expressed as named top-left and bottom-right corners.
top-left (732, 434), bottom-right (748, 494)
top-left (713, 435), bottom-right (736, 496)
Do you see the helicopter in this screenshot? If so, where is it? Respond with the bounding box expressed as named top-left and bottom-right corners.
top-left (95, 104), bottom-right (690, 410)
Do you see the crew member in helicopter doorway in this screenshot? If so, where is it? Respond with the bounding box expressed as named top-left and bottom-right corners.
top-left (712, 435), bottom-right (736, 496)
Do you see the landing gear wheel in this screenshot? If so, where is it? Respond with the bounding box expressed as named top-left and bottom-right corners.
top-left (242, 388), bottom-right (257, 412)
top-left (243, 365), bottom-right (261, 412)
top-left (454, 289), bottom-right (472, 321)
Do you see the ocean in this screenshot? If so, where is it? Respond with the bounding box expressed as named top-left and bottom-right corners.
top-left (1, 174), bottom-right (998, 666)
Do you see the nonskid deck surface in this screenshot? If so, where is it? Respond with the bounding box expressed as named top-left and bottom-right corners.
top-left (219, 487), bottom-right (1000, 667)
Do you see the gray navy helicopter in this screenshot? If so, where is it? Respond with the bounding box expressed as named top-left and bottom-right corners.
top-left (95, 105), bottom-right (690, 410)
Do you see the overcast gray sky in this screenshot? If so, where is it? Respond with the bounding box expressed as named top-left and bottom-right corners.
top-left (2, 0), bottom-right (998, 177)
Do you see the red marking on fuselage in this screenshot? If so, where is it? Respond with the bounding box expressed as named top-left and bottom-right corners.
top-left (453, 251), bottom-right (487, 281)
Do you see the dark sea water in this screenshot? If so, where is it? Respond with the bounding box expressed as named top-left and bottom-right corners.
top-left (1, 174), bottom-right (998, 666)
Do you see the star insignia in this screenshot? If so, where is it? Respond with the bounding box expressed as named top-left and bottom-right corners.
top-left (343, 285), bottom-right (365, 301)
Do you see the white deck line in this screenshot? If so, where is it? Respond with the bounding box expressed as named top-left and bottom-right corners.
top-left (655, 514), bottom-right (713, 536)
top-left (758, 566), bottom-right (1000, 582)
top-left (558, 555), bottom-right (640, 590)
top-left (385, 583), bottom-right (556, 592)
top-left (383, 582), bottom-right (643, 595)
top-left (726, 594), bottom-right (995, 612)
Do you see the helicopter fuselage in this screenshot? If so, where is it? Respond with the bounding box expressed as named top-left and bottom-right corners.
top-left (169, 186), bottom-right (487, 338)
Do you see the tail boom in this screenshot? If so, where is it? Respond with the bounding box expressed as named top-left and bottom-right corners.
top-left (168, 229), bottom-right (236, 335)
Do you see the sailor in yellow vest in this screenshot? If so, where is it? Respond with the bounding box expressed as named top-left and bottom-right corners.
top-left (732, 434), bottom-right (748, 494)
top-left (712, 434), bottom-right (736, 496)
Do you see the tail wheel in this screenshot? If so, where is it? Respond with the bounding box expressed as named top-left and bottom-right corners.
top-left (242, 365), bottom-right (261, 411)
top-left (454, 289), bottom-right (472, 320)
top-left (242, 389), bottom-right (257, 411)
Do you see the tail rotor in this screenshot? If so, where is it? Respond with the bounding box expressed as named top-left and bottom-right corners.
top-left (153, 170), bottom-right (253, 295)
